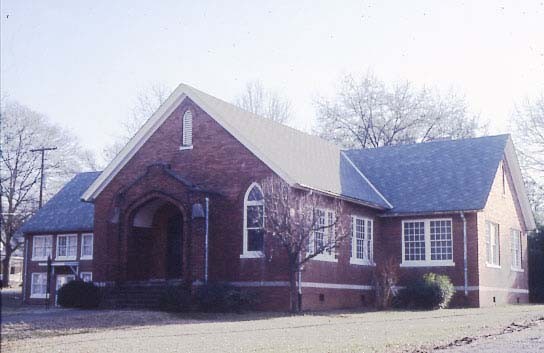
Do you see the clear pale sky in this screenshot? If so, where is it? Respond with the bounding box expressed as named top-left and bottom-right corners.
top-left (1, 0), bottom-right (543, 161)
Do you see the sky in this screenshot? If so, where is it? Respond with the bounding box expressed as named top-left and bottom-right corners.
top-left (1, 0), bottom-right (543, 165)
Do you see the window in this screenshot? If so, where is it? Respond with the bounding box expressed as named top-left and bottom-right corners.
top-left (510, 229), bottom-right (522, 270)
top-left (485, 221), bottom-right (500, 267)
top-left (81, 234), bottom-right (94, 260)
top-left (181, 110), bottom-right (193, 147)
top-left (32, 235), bottom-right (52, 261)
top-left (401, 219), bottom-right (453, 266)
top-left (80, 272), bottom-right (93, 282)
top-left (56, 234), bottom-right (77, 260)
top-left (31, 273), bottom-right (47, 298)
top-left (241, 183), bottom-right (265, 257)
top-left (430, 220), bottom-right (453, 261)
top-left (310, 209), bottom-right (336, 261)
top-left (351, 216), bottom-right (374, 265)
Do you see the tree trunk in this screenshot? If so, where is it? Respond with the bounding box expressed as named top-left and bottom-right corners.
top-left (2, 250), bottom-right (11, 287)
top-left (288, 266), bottom-right (299, 313)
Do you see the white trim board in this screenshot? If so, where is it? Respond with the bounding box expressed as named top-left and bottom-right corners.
top-left (228, 281), bottom-right (373, 291)
top-left (226, 281), bottom-right (529, 294)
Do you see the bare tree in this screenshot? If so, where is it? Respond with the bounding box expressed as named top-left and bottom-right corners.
top-left (0, 100), bottom-right (95, 286)
top-left (261, 176), bottom-right (349, 312)
top-left (234, 81), bottom-right (292, 124)
top-left (103, 83), bottom-right (171, 162)
top-left (314, 72), bottom-right (484, 148)
top-left (512, 94), bottom-right (544, 224)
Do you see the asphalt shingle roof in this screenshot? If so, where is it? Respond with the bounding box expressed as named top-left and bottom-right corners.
top-left (19, 172), bottom-right (100, 234)
top-left (345, 135), bottom-right (510, 215)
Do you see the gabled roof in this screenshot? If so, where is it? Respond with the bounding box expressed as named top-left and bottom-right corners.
top-left (20, 172), bottom-right (100, 234)
top-left (345, 135), bottom-right (536, 230)
top-left (82, 83), bottom-right (391, 209)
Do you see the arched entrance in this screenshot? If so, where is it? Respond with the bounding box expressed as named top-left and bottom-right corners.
top-left (127, 198), bottom-right (185, 281)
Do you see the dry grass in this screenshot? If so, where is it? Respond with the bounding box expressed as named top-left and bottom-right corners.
top-left (2, 304), bottom-right (544, 352)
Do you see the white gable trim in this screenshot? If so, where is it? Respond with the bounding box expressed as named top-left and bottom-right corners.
top-left (82, 84), bottom-right (296, 201)
top-left (503, 138), bottom-right (537, 230)
top-left (82, 86), bottom-right (188, 201)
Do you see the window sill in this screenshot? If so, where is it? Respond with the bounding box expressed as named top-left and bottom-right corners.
top-left (31, 257), bottom-right (50, 262)
top-left (80, 256), bottom-right (93, 261)
top-left (510, 267), bottom-right (524, 273)
top-left (240, 252), bottom-right (264, 259)
top-left (56, 256), bottom-right (77, 261)
top-left (486, 263), bottom-right (501, 269)
top-left (30, 294), bottom-right (47, 299)
top-left (400, 261), bottom-right (455, 267)
top-left (350, 258), bottom-right (375, 266)
top-left (311, 255), bottom-right (337, 263)
top-left (179, 145), bottom-right (193, 151)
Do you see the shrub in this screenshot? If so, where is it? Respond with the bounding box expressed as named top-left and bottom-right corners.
top-left (57, 280), bottom-right (100, 309)
top-left (196, 282), bottom-right (258, 312)
top-left (158, 284), bottom-right (192, 312)
top-left (394, 273), bottom-right (454, 310)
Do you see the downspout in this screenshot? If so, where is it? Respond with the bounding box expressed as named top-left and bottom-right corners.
top-left (23, 237), bottom-right (29, 303)
top-left (204, 197), bottom-right (209, 284)
top-left (297, 251), bottom-right (302, 311)
top-left (460, 212), bottom-right (468, 296)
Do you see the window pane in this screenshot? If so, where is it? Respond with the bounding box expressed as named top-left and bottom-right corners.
top-left (58, 237), bottom-right (67, 257)
top-left (430, 220), bottom-right (452, 261)
top-left (247, 186), bottom-right (263, 201)
top-left (246, 205), bottom-right (264, 228)
top-left (355, 218), bottom-right (364, 259)
top-left (247, 229), bottom-right (264, 252)
top-left (82, 235), bottom-right (93, 257)
top-left (404, 221), bottom-right (425, 261)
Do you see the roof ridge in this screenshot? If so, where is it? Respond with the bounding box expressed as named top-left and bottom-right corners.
top-left (346, 134), bottom-right (510, 153)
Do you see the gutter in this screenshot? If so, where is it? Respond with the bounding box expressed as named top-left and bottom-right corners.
top-left (292, 183), bottom-right (389, 211)
top-left (460, 211), bottom-right (468, 296)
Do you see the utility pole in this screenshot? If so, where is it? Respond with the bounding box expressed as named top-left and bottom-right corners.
top-left (30, 147), bottom-right (57, 208)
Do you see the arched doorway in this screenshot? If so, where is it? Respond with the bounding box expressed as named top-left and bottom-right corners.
top-left (127, 198), bottom-right (185, 281)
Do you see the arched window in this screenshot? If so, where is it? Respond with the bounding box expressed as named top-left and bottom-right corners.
top-left (182, 110), bottom-right (193, 147)
top-left (242, 183), bottom-right (264, 257)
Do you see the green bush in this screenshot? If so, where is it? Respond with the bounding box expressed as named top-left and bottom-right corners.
top-left (158, 284), bottom-right (192, 312)
top-left (57, 280), bottom-right (100, 309)
top-left (196, 282), bottom-right (258, 312)
top-left (394, 273), bottom-right (454, 310)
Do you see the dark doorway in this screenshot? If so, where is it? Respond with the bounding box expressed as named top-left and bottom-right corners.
top-left (166, 212), bottom-right (183, 279)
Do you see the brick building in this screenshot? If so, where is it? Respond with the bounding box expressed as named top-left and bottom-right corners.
top-left (20, 83), bottom-right (536, 309)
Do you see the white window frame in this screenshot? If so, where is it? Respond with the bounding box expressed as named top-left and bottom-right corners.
top-left (31, 235), bottom-right (53, 261)
top-left (401, 218), bottom-right (455, 267)
top-left (510, 229), bottom-right (523, 271)
top-left (485, 221), bottom-right (501, 268)
top-left (30, 272), bottom-right (48, 299)
top-left (310, 208), bottom-right (337, 262)
top-left (80, 272), bottom-right (93, 282)
top-left (56, 234), bottom-right (78, 260)
top-left (350, 216), bottom-right (374, 265)
top-left (180, 110), bottom-right (193, 149)
top-left (241, 182), bottom-right (265, 258)
top-left (80, 233), bottom-right (94, 260)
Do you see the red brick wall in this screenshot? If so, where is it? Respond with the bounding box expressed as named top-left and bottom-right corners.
top-left (476, 159), bottom-right (529, 306)
top-left (92, 99), bottom-right (282, 286)
top-left (23, 232), bottom-right (94, 304)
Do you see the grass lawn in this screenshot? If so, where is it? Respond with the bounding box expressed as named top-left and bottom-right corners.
top-left (2, 302), bottom-right (544, 353)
